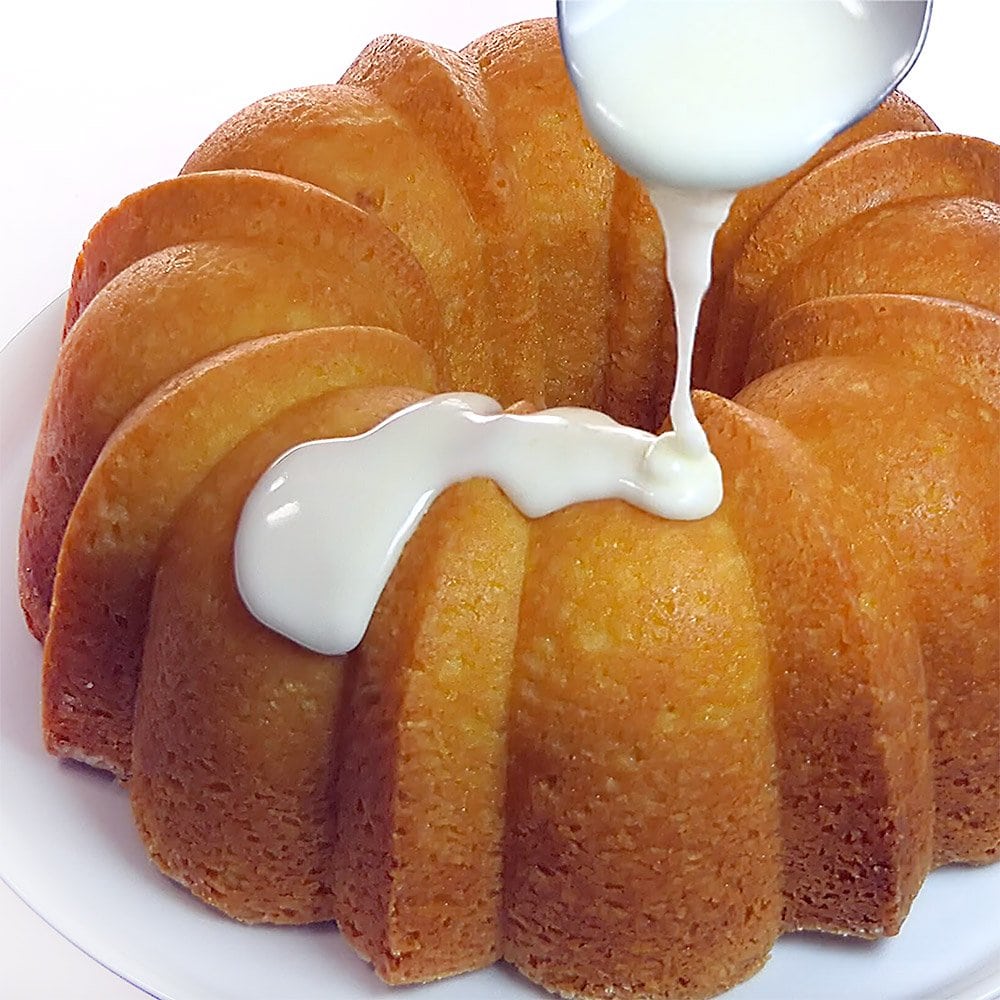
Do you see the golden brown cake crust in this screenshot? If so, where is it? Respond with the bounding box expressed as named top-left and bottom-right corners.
top-left (341, 33), bottom-right (542, 406)
top-left (747, 293), bottom-right (1000, 407)
top-left (693, 89), bottom-right (939, 387)
top-left (42, 326), bottom-right (436, 777)
top-left (20, 170), bottom-right (441, 641)
top-left (709, 132), bottom-right (1000, 395)
top-left (503, 502), bottom-right (781, 999)
top-left (332, 474), bottom-right (526, 982)
top-left (738, 359), bottom-right (999, 864)
top-left (758, 197), bottom-right (1000, 334)
top-left (699, 392), bottom-right (933, 934)
top-left (466, 19), bottom-right (617, 409)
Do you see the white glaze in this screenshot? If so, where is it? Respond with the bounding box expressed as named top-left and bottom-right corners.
top-left (236, 1), bottom-right (930, 654)
top-left (647, 185), bottom-right (735, 462)
top-left (235, 393), bottom-right (723, 655)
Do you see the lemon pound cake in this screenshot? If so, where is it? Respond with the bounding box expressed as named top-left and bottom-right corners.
top-left (19, 16), bottom-right (999, 1000)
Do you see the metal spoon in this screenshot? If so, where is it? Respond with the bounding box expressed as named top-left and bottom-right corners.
top-left (557, 0), bottom-right (933, 190)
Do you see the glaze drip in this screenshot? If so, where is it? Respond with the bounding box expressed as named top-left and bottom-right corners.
top-left (235, 393), bottom-right (723, 655)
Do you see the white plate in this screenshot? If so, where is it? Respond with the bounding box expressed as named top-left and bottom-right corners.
top-left (2, 298), bottom-right (999, 1000)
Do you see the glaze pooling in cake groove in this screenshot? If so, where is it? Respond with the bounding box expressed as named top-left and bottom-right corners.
top-left (235, 392), bottom-right (723, 655)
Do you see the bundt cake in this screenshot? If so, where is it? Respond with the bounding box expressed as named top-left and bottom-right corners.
top-left (18, 15), bottom-right (999, 1000)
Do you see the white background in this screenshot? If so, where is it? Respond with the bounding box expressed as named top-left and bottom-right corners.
top-left (1, 1), bottom-right (997, 998)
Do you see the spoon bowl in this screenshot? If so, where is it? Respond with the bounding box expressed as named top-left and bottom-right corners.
top-left (557, 0), bottom-right (933, 190)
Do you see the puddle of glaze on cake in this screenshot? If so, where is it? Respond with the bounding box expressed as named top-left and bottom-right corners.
top-left (235, 393), bottom-right (723, 655)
